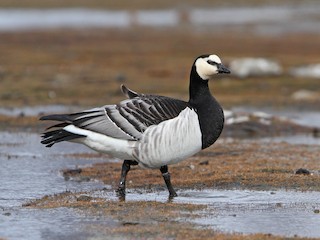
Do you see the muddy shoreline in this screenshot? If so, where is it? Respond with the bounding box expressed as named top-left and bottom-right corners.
top-left (20, 140), bottom-right (320, 239)
top-left (59, 140), bottom-right (320, 192)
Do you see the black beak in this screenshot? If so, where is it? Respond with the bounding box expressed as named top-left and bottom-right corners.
top-left (218, 64), bottom-right (231, 74)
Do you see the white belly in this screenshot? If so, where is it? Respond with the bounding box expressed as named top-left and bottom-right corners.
top-left (133, 108), bottom-right (202, 168)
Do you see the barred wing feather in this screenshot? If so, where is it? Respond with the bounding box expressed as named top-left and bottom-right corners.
top-left (40, 86), bottom-right (189, 146)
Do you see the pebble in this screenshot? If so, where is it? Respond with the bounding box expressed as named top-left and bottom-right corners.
top-left (76, 195), bottom-right (93, 202)
top-left (189, 164), bottom-right (195, 170)
top-left (199, 160), bottom-right (209, 165)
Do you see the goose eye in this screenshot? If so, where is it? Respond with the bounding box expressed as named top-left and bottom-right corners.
top-left (207, 60), bottom-right (217, 65)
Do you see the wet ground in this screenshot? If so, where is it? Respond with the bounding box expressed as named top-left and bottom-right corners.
top-left (0, 132), bottom-right (106, 239)
top-left (1, 109), bottom-right (320, 239)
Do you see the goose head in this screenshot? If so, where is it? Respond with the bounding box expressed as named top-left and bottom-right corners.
top-left (194, 54), bottom-right (230, 80)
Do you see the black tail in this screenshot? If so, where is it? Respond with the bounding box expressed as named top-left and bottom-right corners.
top-left (40, 114), bottom-right (85, 147)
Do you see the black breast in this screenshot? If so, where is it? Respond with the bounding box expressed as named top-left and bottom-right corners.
top-left (192, 95), bottom-right (224, 149)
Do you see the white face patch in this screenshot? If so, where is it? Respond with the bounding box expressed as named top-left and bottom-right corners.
top-left (195, 54), bottom-right (222, 80)
top-left (208, 54), bottom-right (222, 64)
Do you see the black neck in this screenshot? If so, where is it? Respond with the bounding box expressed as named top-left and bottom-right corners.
top-left (188, 65), bottom-right (224, 149)
top-left (188, 65), bottom-right (211, 104)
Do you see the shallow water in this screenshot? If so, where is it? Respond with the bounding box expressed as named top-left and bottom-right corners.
top-left (0, 132), bottom-right (107, 208)
top-left (184, 190), bottom-right (320, 238)
top-left (0, 4), bottom-right (320, 34)
top-left (232, 107), bottom-right (320, 128)
top-left (260, 134), bottom-right (320, 145)
top-left (90, 188), bottom-right (320, 238)
top-left (0, 105), bottom-right (81, 117)
top-left (0, 132), bottom-right (107, 239)
top-left (1, 207), bottom-right (117, 240)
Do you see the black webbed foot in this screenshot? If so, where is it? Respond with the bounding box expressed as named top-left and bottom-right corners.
top-left (116, 160), bottom-right (138, 201)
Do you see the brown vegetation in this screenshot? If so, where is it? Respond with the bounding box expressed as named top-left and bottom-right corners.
top-left (1, 30), bottom-right (320, 109)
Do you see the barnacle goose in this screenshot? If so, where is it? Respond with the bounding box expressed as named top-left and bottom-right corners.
top-left (40, 54), bottom-right (230, 199)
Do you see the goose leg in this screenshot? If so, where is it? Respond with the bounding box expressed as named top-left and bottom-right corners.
top-left (117, 160), bottom-right (138, 199)
top-left (160, 165), bottom-right (178, 198)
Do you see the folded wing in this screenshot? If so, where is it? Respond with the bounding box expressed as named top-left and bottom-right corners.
top-left (40, 85), bottom-right (189, 147)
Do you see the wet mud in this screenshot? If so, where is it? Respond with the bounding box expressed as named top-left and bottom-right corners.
top-left (59, 140), bottom-right (320, 192)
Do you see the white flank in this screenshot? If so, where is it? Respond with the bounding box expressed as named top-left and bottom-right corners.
top-left (63, 125), bottom-right (135, 160)
top-left (133, 108), bottom-right (202, 168)
top-left (63, 108), bottom-right (202, 169)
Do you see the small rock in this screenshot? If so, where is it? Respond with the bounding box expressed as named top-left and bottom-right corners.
top-left (61, 169), bottom-right (90, 181)
top-left (252, 111), bottom-right (272, 119)
top-left (62, 168), bottom-right (82, 176)
top-left (76, 195), bottom-right (92, 202)
top-left (225, 115), bottom-right (250, 125)
top-left (122, 221), bottom-right (139, 226)
top-left (289, 63), bottom-right (320, 78)
top-left (291, 89), bottom-right (318, 101)
top-left (223, 110), bottom-right (234, 119)
top-left (199, 160), bottom-right (209, 165)
top-left (313, 128), bottom-right (320, 138)
top-left (229, 58), bottom-right (282, 78)
top-left (295, 168), bottom-right (310, 175)
top-left (314, 209), bottom-right (320, 214)
top-left (18, 112), bottom-right (25, 118)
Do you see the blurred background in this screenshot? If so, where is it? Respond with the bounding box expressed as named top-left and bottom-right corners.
top-left (1, 2), bottom-right (320, 239)
top-left (0, 0), bottom-right (319, 112)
